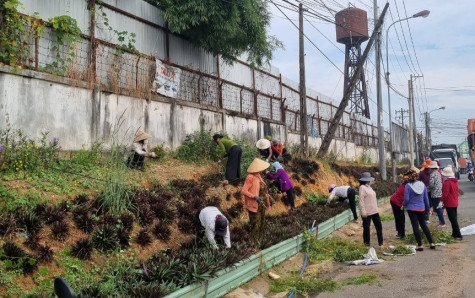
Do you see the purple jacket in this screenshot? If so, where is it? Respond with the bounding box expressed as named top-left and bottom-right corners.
top-left (418, 169), bottom-right (431, 186)
top-left (266, 169), bottom-right (293, 192)
top-left (403, 181), bottom-right (430, 212)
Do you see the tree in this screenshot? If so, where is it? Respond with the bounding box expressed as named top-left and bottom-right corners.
top-left (147, 0), bottom-right (282, 66)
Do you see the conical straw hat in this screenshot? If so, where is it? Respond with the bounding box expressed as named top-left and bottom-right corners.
top-left (134, 131), bottom-right (152, 142)
top-left (255, 138), bottom-right (271, 150)
top-left (247, 158), bottom-right (270, 173)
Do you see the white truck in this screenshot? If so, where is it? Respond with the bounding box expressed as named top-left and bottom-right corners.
top-left (430, 144), bottom-right (460, 179)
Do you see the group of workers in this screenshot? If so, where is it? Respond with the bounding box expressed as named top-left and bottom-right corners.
top-left (126, 130), bottom-right (463, 251)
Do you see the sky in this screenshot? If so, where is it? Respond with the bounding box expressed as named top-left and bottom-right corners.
top-left (266, 0), bottom-right (475, 147)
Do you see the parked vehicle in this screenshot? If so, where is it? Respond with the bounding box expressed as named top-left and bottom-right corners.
top-left (467, 119), bottom-right (475, 165)
top-left (430, 144), bottom-right (460, 179)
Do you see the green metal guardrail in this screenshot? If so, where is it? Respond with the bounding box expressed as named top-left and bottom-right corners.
top-left (164, 197), bottom-right (390, 298)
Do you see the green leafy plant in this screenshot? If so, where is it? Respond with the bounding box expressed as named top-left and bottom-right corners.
top-left (379, 213), bottom-right (394, 222)
top-left (148, 0), bottom-right (282, 66)
top-left (306, 193), bottom-right (328, 205)
top-left (270, 275), bottom-right (339, 295)
top-left (71, 238), bottom-right (94, 260)
top-left (390, 245), bottom-right (413, 255)
top-left (304, 232), bottom-right (366, 262)
top-left (0, 0), bottom-right (43, 68)
top-left (92, 224), bottom-right (120, 253)
top-left (42, 15), bottom-right (82, 75)
top-left (175, 129), bottom-right (220, 163)
top-left (96, 1), bottom-right (136, 53)
top-left (340, 273), bottom-right (380, 286)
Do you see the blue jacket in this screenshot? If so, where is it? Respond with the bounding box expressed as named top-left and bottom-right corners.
top-left (403, 181), bottom-right (429, 211)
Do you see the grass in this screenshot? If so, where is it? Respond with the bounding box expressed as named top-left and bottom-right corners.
top-left (341, 273), bottom-right (380, 286)
top-left (304, 232), bottom-right (367, 263)
top-left (390, 245), bottom-right (413, 255)
top-left (404, 227), bottom-right (454, 245)
top-left (306, 193), bottom-right (328, 204)
top-left (270, 273), bottom-right (380, 296)
top-left (270, 275), bottom-right (339, 295)
top-left (379, 213), bottom-right (394, 222)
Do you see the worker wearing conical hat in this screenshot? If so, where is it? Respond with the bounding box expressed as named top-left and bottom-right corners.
top-left (241, 158), bottom-right (271, 245)
top-left (127, 130), bottom-right (156, 170)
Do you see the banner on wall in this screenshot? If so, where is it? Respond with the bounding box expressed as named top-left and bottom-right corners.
top-left (154, 59), bottom-right (181, 98)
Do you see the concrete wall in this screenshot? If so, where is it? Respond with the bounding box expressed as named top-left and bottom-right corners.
top-left (0, 68), bottom-right (380, 162)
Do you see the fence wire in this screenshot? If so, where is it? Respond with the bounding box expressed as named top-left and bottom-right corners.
top-left (17, 14), bottom-right (381, 147)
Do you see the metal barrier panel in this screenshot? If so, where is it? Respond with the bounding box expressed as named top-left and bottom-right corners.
top-left (165, 197), bottom-right (390, 298)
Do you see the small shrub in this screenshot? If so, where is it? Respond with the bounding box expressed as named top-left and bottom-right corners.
top-left (50, 221), bottom-right (70, 241)
top-left (117, 228), bottom-right (131, 249)
top-left (71, 239), bottom-right (94, 260)
top-left (24, 234), bottom-right (41, 250)
top-left (72, 210), bottom-right (96, 234)
top-left (177, 218), bottom-right (195, 234)
top-left (19, 211), bottom-right (43, 236)
top-left (36, 245), bottom-right (54, 263)
top-left (152, 222), bottom-right (171, 241)
top-left (2, 242), bottom-right (26, 259)
top-left (92, 225), bottom-right (120, 253)
top-left (119, 212), bottom-right (135, 232)
top-left (175, 130), bottom-right (220, 163)
top-left (138, 204), bottom-right (155, 227)
top-left (135, 229), bottom-right (152, 247)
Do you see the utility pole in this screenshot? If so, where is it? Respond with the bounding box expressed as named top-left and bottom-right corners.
top-left (424, 112), bottom-right (431, 154)
top-left (374, 0), bottom-right (386, 180)
top-left (411, 74), bottom-right (423, 165)
top-left (299, 3), bottom-right (308, 158)
top-left (317, 3), bottom-right (389, 159)
top-left (395, 108), bottom-right (409, 127)
top-left (408, 78), bottom-right (414, 167)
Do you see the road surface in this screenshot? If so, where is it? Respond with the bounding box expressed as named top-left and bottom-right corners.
top-left (317, 175), bottom-right (475, 298)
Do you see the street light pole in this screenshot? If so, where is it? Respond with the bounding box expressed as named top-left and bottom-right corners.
top-left (385, 9), bottom-right (430, 180)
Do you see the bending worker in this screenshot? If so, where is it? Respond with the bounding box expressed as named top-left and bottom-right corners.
top-left (127, 130), bottom-right (156, 170)
top-left (213, 133), bottom-right (242, 184)
top-left (197, 206), bottom-right (231, 250)
top-left (326, 184), bottom-right (358, 221)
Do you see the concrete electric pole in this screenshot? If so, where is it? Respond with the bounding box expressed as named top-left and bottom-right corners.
top-left (374, 0), bottom-right (386, 180)
top-left (299, 3), bottom-right (308, 158)
top-left (408, 78), bottom-right (415, 167)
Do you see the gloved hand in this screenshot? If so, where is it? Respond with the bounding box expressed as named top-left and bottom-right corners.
top-left (265, 159), bottom-right (269, 162)
top-left (254, 196), bottom-right (261, 202)
top-left (437, 202), bottom-right (443, 209)
top-left (401, 206), bottom-right (405, 211)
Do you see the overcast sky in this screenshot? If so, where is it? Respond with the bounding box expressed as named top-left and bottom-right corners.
top-left (267, 0), bottom-right (475, 146)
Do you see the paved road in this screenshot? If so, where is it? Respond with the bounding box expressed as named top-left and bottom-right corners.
top-left (317, 175), bottom-right (475, 298)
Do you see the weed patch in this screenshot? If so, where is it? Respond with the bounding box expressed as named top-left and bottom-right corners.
top-left (341, 273), bottom-right (380, 286)
top-left (379, 213), bottom-right (394, 222)
top-left (305, 232), bottom-right (366, 262)
top-left (270, 275), bottom-right (339, 295)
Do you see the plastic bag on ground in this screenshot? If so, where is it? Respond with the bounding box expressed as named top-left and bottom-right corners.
top-left (461, 223), bottom-right (475, 236)
top-left (349, 247), bottom-right (384, 265)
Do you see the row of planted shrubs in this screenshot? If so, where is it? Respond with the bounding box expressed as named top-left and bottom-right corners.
top-left (0, 174), bottom-right (348, 296)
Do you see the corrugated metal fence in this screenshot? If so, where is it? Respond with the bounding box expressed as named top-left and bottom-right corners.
top-left (17, 0), bottom-right (379, 146)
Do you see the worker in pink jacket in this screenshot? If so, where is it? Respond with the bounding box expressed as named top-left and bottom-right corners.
top-left (358, 172), bottom-right (384, 249)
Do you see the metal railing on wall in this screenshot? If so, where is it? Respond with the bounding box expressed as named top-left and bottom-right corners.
top-left (15, 0), bottom-right (381, 147)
